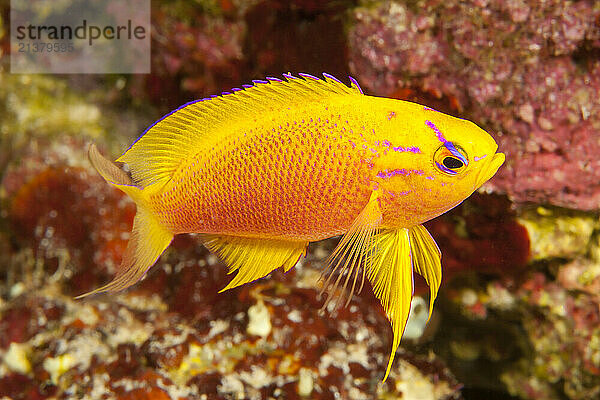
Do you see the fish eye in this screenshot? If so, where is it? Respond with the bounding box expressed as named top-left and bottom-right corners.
top-left (442, 156), bottom-right (464, 169)
top-left (434, 143), bottom-right (468, 175)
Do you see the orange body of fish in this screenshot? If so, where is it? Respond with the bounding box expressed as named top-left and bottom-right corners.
top-left (83, 73), bottom-right (505, 381)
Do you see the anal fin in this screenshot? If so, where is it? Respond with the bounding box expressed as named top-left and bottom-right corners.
top-left (202, 235), bottom-right (308, 292)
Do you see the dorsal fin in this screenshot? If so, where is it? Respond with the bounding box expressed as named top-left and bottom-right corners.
top-left (118, 73), bottom-right (364, 187)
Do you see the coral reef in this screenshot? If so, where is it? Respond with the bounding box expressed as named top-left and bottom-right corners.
top-left (346, 1), bottom-right (600, 397)
top-left (348, 0), bottom-right (600, 210)
top-left (425, 193), bottom-right (530, 286)
top-left (435, 206), bottom-right (600, 400)
top-left (2, 1), bottom-right (600, 399)
top-left (141, 0), bottom-right (353, 110)
top-left (0, 75), bottom-right (461, 399)
top-left (0, 279), bottom-right (462, 399)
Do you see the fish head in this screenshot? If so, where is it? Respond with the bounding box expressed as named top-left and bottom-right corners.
top-left (372, 104), bottom-right (505, 225)
top-left (427, 115), bottom-right (504, 189)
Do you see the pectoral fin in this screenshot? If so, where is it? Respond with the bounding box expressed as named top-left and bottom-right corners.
top-left (408, 225), bottom-right (442, 322)
top-left (319, 191), bottom-right (382, 310)
top-left (367, 228), bottom-right (414, 382)
top-left (202, 235), bottom-right (308, 292)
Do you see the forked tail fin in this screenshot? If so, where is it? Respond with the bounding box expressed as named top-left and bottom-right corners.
top-left (76, 144), bottom-right (174, 298)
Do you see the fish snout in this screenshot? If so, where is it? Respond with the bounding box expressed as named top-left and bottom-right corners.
top-left (475, 152), bottom-right (505, 188)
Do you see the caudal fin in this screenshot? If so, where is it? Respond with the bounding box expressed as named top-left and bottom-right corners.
top-left (76, 145), bottom-right (174, 298)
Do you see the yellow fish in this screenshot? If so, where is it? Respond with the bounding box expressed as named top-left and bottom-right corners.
top-left (81, 73), bottom-right (505, 381)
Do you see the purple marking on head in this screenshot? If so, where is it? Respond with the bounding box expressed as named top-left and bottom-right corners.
top-left (210, 94), bottom-right (218, 98)
top-left (387, 111), bottom-right (396, 120)
top-left (221, 91), bottom-right (231, 96)
top-left (253, 79), bottom-right (269, 84)
top-left (299, 73), bottom-right (319, 80)
top-left (231, 87), bottom-right (242, 92)
top-left (283, 73), bottom-right (296, 80)
top-left (322, 72), bottom-right (342, 84)
top-left (348, 76), bottom-right (364, 94)
top-left (266, 76), bottom-right (282, 82)
top-left (474, 154), bottom-right (487, 161)
top-left (436, 161), bottom-right (455, 175)
top-left (444, 141), bottom-right (468, 165)
top-left (425, 120), bottom-right (447, 143)
top-left (242, 84), bottom-right (254, 88)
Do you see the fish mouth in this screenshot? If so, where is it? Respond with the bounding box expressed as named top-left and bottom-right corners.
top-left (475, 152), bottom-right (505, 188)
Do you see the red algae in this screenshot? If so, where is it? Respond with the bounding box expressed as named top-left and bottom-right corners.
top-left (421, 193), bottom-right (530, 291)
top-left (0, 275), bottom-right (461, 399)
top-left (135, 0), bottom-right (353, 110)
top-left (0, 373), bottom-right (56, 400)
top-left (5, 143), bottom-right (136, 295)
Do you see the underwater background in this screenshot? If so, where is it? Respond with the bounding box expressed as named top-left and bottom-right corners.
top-left (1, 0), bottom-right (599, 399)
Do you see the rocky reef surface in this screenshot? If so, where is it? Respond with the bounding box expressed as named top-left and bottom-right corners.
top-left (348, 0), bottom-right (600, 210)
top-left (1, 1), bottom-right (600, 399)
top-left (0, 74), bottom-right (462, 399)
top-left (345, 1), bottom-right (600, 397)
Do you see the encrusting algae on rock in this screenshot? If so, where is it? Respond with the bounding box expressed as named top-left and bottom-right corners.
top-left (79, 73), bottom-right (505, 380)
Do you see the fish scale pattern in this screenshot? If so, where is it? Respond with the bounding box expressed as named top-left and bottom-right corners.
top-left (152, 107), bottom-right (375, 240)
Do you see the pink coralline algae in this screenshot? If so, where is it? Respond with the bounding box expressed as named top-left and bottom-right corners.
top-left (348, 0), bottom-right (600, 210)
top-left (139, 0), bottom-right (352, 110)
top-left (144, 10), bottom-right (245, 107)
